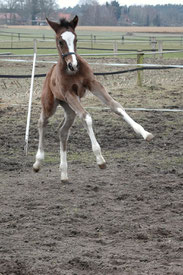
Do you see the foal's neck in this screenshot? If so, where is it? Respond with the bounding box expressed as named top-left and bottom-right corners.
top-left (58, 56), bottom-right (67, 71)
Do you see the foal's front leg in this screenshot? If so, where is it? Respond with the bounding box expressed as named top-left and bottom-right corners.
top-left (90, 80), bottom-right (154, 141)
top-left (59, 102), bottom-right (76, 182)
top-left (33, 100), bottom-right (58, 172)
top-left (65, 92), bottom-right (106, 169)
top-left (33, 111), bottom-right (48, 172)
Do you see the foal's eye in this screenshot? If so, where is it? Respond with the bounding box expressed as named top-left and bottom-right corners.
top-left (59, 40), bottom-right (63, 47)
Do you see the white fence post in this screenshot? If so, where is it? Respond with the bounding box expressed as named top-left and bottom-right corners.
top-left (24, 39), bottom-right (37, 155)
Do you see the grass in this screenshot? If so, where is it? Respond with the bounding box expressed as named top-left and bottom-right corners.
top-left (0, 25), bottom-right (183, 58)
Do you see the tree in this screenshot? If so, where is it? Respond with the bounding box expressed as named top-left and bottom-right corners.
top-left (0, 0), bottom-right (23, 24)
top-left (78, 0), bottom-right (98, 6)
top-left (31, 0), bottom-right (40, 24)
top-left (146, 14), bottom-right (150, 26)
top-left (39, 0), bottom-right (58, 19)
top-left (0, 0), bottom-right (58, 24)
top-left (110, 1), bottom-right (121, 20)
top-left (153, 14), bottom-right (160, 26)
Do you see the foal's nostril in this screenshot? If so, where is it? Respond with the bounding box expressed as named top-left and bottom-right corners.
top-left (68, 63), bottom-right (74, 71)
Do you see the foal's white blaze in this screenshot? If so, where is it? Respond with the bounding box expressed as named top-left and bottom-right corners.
top-left (61, 31), bottom-right (77, 68)
top-left (85, 114), bottom-right (106, 165)
top-left (117, 108), bottom-right (152, 140)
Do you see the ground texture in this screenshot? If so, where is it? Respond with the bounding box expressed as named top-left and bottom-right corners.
top-left (0, 57), bottom-right (183, 274)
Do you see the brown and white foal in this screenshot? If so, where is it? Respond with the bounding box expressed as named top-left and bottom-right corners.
top-left (33, 16), bottom-right (154, 182)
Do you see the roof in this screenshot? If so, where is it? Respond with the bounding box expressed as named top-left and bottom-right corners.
top-left (0, 13), bottom-right (21, 19)
top-left (57, 13), bottom-right (71, 20)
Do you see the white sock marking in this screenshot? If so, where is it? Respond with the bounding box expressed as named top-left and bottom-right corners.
top-left (33, 149), bottom-right (44, 170)
top-left (60, 146), bottom-right (68, 181)
top-left (117, 108), bottom-right (151, 140)
top-left (36, 149), bottom-right (44, 160)
top-left (85, 114), bottom-right (105, 165)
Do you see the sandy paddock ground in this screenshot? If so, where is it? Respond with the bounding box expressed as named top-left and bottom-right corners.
top-left (0, 56), bottom-right (183, 274)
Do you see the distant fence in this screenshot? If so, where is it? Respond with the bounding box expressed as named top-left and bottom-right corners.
top-left (1, 51), bottom-right (183, 87)
top-left (0, 46), bottom-right (182, 52)
top-left (0, 38), bottom-right (183, 87)
top-left (1, 30), bottom-right (183, 52)
top-left (1, 49), bottom-right (183, 57)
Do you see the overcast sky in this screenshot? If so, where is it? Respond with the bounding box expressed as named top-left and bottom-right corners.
top-left (58, 0), bottom-right (183, 8)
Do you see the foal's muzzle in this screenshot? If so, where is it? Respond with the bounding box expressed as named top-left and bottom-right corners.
top-left (62, 52), bottom-right (78, 72)
top-left (68, 62), bottom-right (75, 71)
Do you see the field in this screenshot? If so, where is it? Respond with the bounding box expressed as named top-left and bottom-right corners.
top-left (1, 25), bottom-right (183, 58)
top-left (0, 26), bottom-right (183, 274)
top-left (4, 25), bottom-right (183, 33)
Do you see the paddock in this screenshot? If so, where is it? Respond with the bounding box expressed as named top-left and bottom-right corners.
top-left (0, 29), bottom-right (183, 274)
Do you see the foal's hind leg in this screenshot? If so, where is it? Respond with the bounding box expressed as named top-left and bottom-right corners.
top-left (90, 80), bottom-right (154, 141)
top-left (65, 92), bottom-right (106, 169)
top-left (33, 99), bottom-right (58, 172)
top-left (59, 102), bottom-right (76, 183)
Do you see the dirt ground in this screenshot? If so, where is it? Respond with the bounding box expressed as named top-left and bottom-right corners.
top-left (0, 57), bottom-right (183, 274)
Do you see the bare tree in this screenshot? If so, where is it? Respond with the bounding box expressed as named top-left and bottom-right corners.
top-left (78, 0), bottom-right (98, 6)
top-left (0, 0), bottom-right (58, 24)
top-left (0, 0), bottom-right (21, 9)
top-left (39, 0), bottom-right (58, 19)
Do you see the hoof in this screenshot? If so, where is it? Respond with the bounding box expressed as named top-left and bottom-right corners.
top-left (98, 163), bottom-right (107, 169)
top-left (146, 133), bottom-right (154, 142)
top-left (33, 164), bottom-right (40, 173)
top-left (61, 179), bottom-right (70, 184)
top-left (33, 167), bottom-right (40, 173)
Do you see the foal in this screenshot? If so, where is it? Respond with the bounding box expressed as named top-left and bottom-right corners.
top-left (33, 16), bottom-right (154, 182)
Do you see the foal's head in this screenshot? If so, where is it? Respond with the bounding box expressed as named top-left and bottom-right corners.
top-left (46, 16), bottom-right (79, 73)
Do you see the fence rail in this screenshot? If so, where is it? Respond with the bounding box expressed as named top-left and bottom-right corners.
top-left (0, 49), bottom-right (183, 58)
top-left (1, 31), bottom-right (183, 57)
top-left (1, 58), bottom-right (183, 69)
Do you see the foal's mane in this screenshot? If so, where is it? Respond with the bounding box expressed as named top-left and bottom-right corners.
top-left (59, 18), bottom-right (72, 29)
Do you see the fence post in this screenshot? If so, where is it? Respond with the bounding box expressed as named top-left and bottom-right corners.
top-left (113, 41), bottom-right (118, 55)
top-left (158, 40), bottom-right (163, 58)
top-left (149, 36), bottom-right (152, 46)
top-left (121, 35), bottom-right (124, 44)
top-left (137, 51), bottom-right (144, 87)
top-left (18, 33), bottom-right (20, 41)
top-left (151, 36), bottom-right (157, 51)
top-left (24, 39), bottom-right (37, 155)
top-left (11, 33), bottom-right (13, 48)
top-left (90, 34), bottom-right (93, 49)
top-left (94, 35), bottom-right (96, 44)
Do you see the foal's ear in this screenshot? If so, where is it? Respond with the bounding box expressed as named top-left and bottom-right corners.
top-left (46, 18), bottom-right (60, 33)
top-left (70, 15), bottom-right (79, 29)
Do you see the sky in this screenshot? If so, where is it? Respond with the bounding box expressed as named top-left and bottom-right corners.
top-left (58, 0), bottom-right (183, 9)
